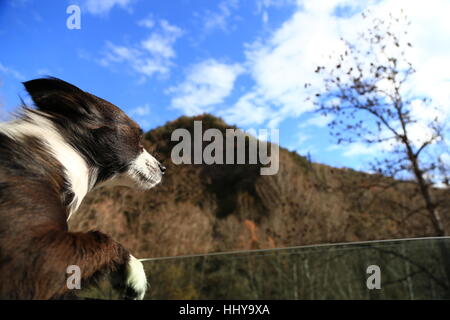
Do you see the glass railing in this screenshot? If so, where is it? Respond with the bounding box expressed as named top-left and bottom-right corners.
top-left (80, 237), bottom-right (450, 300)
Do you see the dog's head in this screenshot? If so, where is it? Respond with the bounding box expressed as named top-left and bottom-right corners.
top-left (23, 77), bottom-right (165, 190)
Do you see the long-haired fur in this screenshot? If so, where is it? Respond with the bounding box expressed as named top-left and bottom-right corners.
top-left (0, 78), bottom-right (163, 299)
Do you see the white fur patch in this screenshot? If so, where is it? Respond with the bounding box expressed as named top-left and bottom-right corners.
top-left (128, 150), bottom-right (162, 190)
top-left (126, 255), bottom-right (148, 300)
top-left (94, 150), bottom-right (162, 191)
top-left (0, 111), bottom-right (92, 219)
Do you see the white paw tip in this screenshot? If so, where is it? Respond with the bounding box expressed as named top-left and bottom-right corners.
top-left (125, 255), bottom-right (148, 300)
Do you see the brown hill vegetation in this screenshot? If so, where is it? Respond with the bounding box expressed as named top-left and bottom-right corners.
top-left (69, 114), bottom-right (450, 259)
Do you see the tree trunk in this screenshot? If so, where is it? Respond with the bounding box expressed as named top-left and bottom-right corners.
top-left (406, 143), bottom-right (446, 236)
top-left (406, 144), bottom-right (450, 291)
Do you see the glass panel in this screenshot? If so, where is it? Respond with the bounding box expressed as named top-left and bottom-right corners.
top-left (80, 237), bottom-right (450, 299)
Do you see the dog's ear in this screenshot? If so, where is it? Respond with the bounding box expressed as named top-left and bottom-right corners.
top-left (23, 77), bottom-right (99, 117)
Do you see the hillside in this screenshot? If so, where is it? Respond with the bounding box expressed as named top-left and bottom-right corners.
top-left (69, 114), bottom-right (449, 259)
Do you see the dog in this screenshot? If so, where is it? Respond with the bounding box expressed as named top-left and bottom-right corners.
top-left (0, 77), bottom-right (165, 299)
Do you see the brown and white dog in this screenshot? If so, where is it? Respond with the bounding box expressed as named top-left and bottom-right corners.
top-left (0, 77), bottom-right (165, 299)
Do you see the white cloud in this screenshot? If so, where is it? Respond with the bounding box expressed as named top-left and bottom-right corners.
top-left (329, 140), bottom-right (388, 158)
top-left (100, 19), bottom-right (183, 79)
top-left (229, 0), bottom-right (368, 129)
top-left (255, 0), bottom-right (297, 24)
top-left (7, 0), bottom-right (30, 8)
top-left (342, 142), bottom-right (377, 157)
top-left (130, 104), bottom-right (151, 117)
top-left (83, 0), bottom-right (133, 15)
top-left (222, 0), bottom-right (450, 163)
top-left (0, 62), bottom-right (25, 80)
top-left (129, 104), bottom-right (152, 129)
top-left (101, 43), bottom-right (139, 63)
top-left (221, 92), bottom-right (271, 126)
top-left (300, 114), bottom-right (334, 128)
top-left (141, 21), bottom-right (181, 59)
top-left (198, 0), bottom-right (239, 34)
top-left (286, 132), bottom-right (314, 154)
top-left (137, 15), bottom-right (155, 29)
top-left (168, 59), bottom-right (244, 115)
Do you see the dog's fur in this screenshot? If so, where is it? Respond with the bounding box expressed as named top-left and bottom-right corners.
top-left (0, 78), bottom-right (164, 299)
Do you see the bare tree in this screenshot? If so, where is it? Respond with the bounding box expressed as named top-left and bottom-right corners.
top-left (313, 10), bottom-right (449, 236)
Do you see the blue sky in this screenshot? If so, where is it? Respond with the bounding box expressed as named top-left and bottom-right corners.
top-left (1, 0), bottom-right (449, 171)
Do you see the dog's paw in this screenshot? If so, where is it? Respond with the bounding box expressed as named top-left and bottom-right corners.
top-left (123, 255), bottom-right (148, 300)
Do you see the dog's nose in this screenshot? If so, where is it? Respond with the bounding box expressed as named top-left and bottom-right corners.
top-left (159, 163), bottom-right (166, 174)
